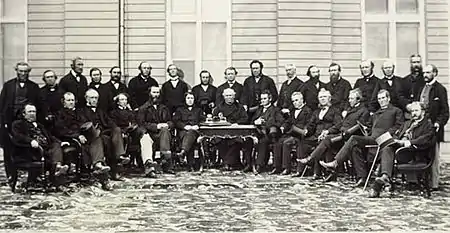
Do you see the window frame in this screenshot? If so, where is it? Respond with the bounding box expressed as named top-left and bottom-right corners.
top-left (0, 0), bottom-right (28, 88)
top-left (166, 0), bottom-right (232, 85)
top-left (361, 0), bottom-right (426, 68)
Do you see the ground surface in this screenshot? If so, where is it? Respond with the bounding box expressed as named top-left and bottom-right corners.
top-left (0, 161), bottom-right (449, 232)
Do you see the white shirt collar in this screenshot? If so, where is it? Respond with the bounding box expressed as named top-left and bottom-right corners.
top-left (71, 70), bottom-right (79, 78)
top-left (426, 78), bottom-right (437, 86)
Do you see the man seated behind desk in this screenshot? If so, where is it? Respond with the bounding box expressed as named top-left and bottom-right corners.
top-left (212, 88), bottom-right (248, 171)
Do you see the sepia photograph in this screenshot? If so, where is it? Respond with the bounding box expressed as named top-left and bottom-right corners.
top-left (0, 0), bottom-right (449, 232)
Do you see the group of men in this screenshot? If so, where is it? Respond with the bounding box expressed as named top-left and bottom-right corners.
top-left (0, 54), bottom-right (447, 196)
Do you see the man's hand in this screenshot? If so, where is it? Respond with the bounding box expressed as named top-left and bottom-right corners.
top-left (157, 123), bottom-right (169, 129)
top-left (78, 135), bottom-right (87, 144)
top-left (280, 126), bottom-right (285, 133)
top-left (31, 140), bottom-right (39, 148)
top-left (281, 108), bottom-right (290, 114)
top-left (243, 105), bottom-right (248, 111)
top-left (218, 112), bottom-right (224, 118)
top-left (208, 102), bottom-right (215, 108)
top-left (434, 122), bottom-right (440, 132)
top-left (254, 118), bottom-right (263, 126)
top-left (318, 130), bottom-right (329, 141)
top-left (192, 125), bottom-right (199, 131)
top-left (342, 111), bottom-right (348, 118)
top-left (184, 125), bottom-right (192, 131)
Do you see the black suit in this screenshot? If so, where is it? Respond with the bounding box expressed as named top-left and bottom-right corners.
top-left (59, 71), bottom-right (88, 108)
top-left (0, 78), bottom-right (42, 176)
top-left (277, 77), bottom-right (303, 109)
top-left (160, 80), bottom-right (190, 114)
top-left (54, 108), bottom-right (105, 166)
top-left (173, 106), bottom-right (205, 166)
top-left (417, 81), bottom-right (449, 142)
top-left (324, 78), bottom-right (352, 112)
top-left (242, 75), bottom-right (278, 117)
top-left (380, 118), bottom-right (435, 177)
top-left (11, 119), bottom-right (63, 165)
top-left (40, 84), bottom-right (63, 119)
top-left (192, 84), bottom-right (217, 115)
top-left (88, 82), bottom-right (111, 112)
top-left (306, 104), bottom-right (370, 163)
top-left (128, 75), bottom-right (158, 109)
top-left (299, 78), bottom-right (326, 111)
top-left (137, 102), bottom-right (173, 152)
top-left (215, 81), bottom-right (244, 106)
top-left (251, 105), bottom-right (283, 168)
top-left (372, 76), bottom-right (408, 111)
top-left (354, 75), bottom-right (380, 113)
top-left (334, 104), bottom-right (404, 179)
top-left (402, 72), bottom-right (425, 106)
top-left (273, 106), bottom-right (312, 171)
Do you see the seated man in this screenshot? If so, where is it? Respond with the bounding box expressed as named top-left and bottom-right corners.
top-left (271, 92), bottom-right (312, 176)
top-left (298, 88), bottom-right (370, 181)
top-left (212, 88), bottom-right (248, 171)
top-left (137, 86), bottom-right (175, 174)
top-left (298, 89), bottom-right (343, 179)
top-left (368, 102), bottom-right (435, 197)
top-left (321, 89), bottom-right (404, 187)
top-left (11, 104), bottom-right (68, 181)
top-left (173, 91), bottom-right (206, 171)
top-left (81, 89), bottom-right (129, 181)
top-left (109, 93), bottom-right (157, 178)
top-left (54, 92), bottom-right (112, 190)
top-left (252, 90), bottom-right (284, 174)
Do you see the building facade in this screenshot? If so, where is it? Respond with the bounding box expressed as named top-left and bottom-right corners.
top-left (0, 0), bottom-right (448, 88)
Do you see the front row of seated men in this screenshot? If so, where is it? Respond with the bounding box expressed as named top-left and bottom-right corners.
top-left (10, 83), bottom-right (437, 196)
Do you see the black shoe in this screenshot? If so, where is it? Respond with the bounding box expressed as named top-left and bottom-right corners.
top-left (101, 181), bottom-right (113, 191)
top-left (323, 172), bottom-right (337, 182)
top-left (353, 178), bottom-right (365, 188)
top-left (280, 169), bottom-right (290, 175)
top-left (368, 178), bottom-right (385, 198)
top-left (269, 168), bottom-right (281, 175)
top-left (93, 163), bottom-right (111, 175)
top-left (145, 170), bottom-right (157, 178)
top-left (254, 165), bottom-right (262, 175)
top-left (221, 164), bottom-right (232, 171)
top-left (291, 172), bottom-right (302, 177)
top-left (119, 155), bottom-right (131, 165)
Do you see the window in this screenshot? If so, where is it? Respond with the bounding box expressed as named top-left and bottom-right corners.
top-left (167, 0), bottom-right (231, 86)
top-left (0, 0), bottom-right (27, 88)
top-left (362, 0), bottom-right (425, 77)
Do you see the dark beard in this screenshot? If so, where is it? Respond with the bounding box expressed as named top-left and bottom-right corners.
top-left (151, 97), bottom-right (160, 104)
top-left (410, 66), bottom-right (423, 74)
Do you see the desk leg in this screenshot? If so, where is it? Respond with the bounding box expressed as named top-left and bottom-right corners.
top-left (243, 136), bottom-right (258, 174)
top-left (197, 136), bottom-right (209, 173)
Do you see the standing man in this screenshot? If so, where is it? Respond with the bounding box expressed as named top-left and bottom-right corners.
top-left (87, 68), bottom-right (110, 112)
top-left (59, 57), bottom-right (88, 108)
top-left (242, 60), bottom-right (278, 120)
top-left (354, 60), bottom-right (379, 113)
top-left (215, 67), bottom-right (244, 106)
top-left (277, 64), bottom-right (304, 110)
top-left (128, 61), bottom-right (158, 110)
top-left (161, 64), bottom-right (190, 114)
top-left (40, 70), bottom-right (63, 128)
top-left (103, 66), bottom-right (128, 111)
top-left (300, 65), bottom-right (325, 111)
top-left (0, 62), bottom-right (42, 178)
top-left (325, 63), bottom-right (352, 112)
top-left (372, 60), bottom-right (408, 111)
top-left (192, 70), bottom-right (217, 115)
top-left (418, 64), bottom-right (449, 190)
top-left (402, 54), bottom-right (425, 106)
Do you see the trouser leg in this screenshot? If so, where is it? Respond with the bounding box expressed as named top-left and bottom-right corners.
top-left (140, 133), bottom-right (153, 163)
top-left (282, 137), bottom-right (297, 170)
top-left (256, 136), bottom-right (270, 167)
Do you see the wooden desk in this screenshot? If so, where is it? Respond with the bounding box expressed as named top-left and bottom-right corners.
top-left (197, 124), bottom-right (259, 172)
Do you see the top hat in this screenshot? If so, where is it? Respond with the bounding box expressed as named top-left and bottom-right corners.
top-left (375, 132), bottom-right (396, 149)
